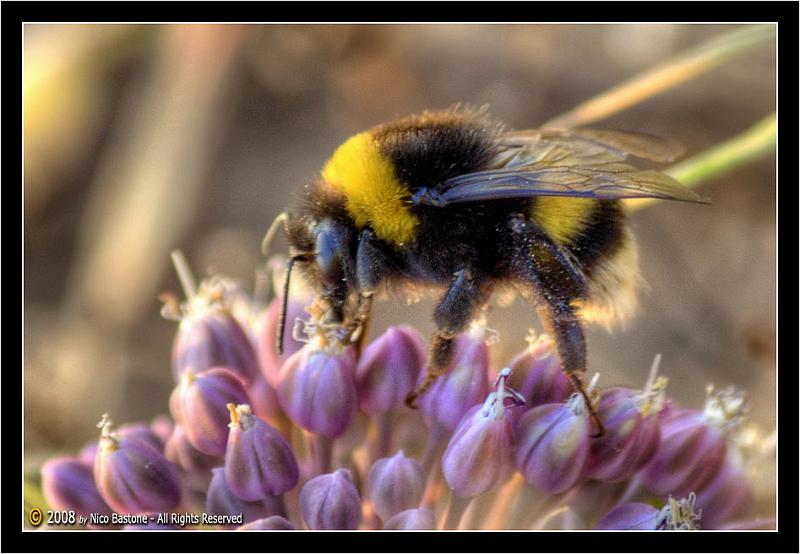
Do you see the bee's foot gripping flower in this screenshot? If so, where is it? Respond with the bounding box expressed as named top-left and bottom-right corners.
top-left (356, 326), bottom-right (426, 415)
top-left (513, 377), bottom-right (598, 494)
top-left (585, 357), bottom-right (667, 482)
top-left (506, 331), bottom-right (573, 414)
top-left (420, 322), bottom-right (493, 433)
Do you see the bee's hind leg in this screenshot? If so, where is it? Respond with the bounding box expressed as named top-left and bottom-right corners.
top-left (405, 268), bottom-right (488, 409)
top-left (539, 301), bottom-right (606, 438)
top-left (507, 214), bottom-right (605, 437)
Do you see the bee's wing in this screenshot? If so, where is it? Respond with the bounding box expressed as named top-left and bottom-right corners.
top-left (498, 128), bottom-right (685, 164)
top-left (438, 164), bottom-right (708, 204)
top-left (430, 128), bottom-right (707, 206)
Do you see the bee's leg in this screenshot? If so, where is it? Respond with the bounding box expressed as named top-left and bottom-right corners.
top-left (348, 229), bottom-right (388, 351)
top-left (349, 293), bottom-right (373, 356)
top-left (538, 301), bottom-right (605, 438)
top-left (405, 268), bottom-right (487, 409)
top-left (507, 214), bottom-right (604, 437)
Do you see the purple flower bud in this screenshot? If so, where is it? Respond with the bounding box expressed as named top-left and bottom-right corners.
top-left (383, 508), bottom-right (436, 530)
top-left (256, 292), bottom-right (310, 388)
top-left (506, 333), bottom-right (572, 411)
top-left (117, 422), bottom-right (165, 454)
top-left (41, 457), bottom-right (111, 517)
top-left (238, 516), bottom-right (296, 530)
top-left (356, 326), bottom-right (426, 414)
top-left (693, 462), bottom-right (753, 529)
top-left (585, 389), bottom-right (662, 482)
top-left (277, 344), bottom-right (357, 438)
top-left (150, 415), bottom-right (175, 445)
top-left (638, 408), bottom-right (726, 497)
top-left (173, 304), bottom-right (260, 385)
top-left (172, 367), bottom-right (250, 456)
top-left (79, 441), bottom-right (98, 466)
top-left (566, 479), bottom-right (628, 522)
top-left (442, 368), bottom-right (522, 498)
top-left (595, 502), bottom-right (659, 530)
top-left (368, 450), bottom-right (425, 521)
top-left (585, 358), bottom-right (666, 482)
top-left (421, 323), bottom-right (492, 432)
top-left (94, 415), bottom-right (182, 514)
top-left (164, 425), bottom-right (220, 490)
top-left (300, 469), bottom-right (362, 530)
top-left (597, 494), bottom-right (701, 530)
top-left (206, 467), bottom-right (285, 526)
top-left (247, 374), bottom-right (282, 423)
top-left (224, 404), bottom-right (299, 500)
top-left (514, 387), bottom-right (594, 494)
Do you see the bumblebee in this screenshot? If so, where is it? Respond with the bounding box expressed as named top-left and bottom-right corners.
top-left (266, 107), bottom-right (708, 435)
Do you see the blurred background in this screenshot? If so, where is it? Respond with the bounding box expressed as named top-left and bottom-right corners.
top-left (24, 24), bottom-right (775, 465)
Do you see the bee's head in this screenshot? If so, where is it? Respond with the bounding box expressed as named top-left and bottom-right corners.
top-left (282, 212), bottom-right (355, 338)
top-left (307, 217), bottom-right (355, 324)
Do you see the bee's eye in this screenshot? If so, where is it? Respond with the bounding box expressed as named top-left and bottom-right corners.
top-left (315, 225), bottom-right (343, 286)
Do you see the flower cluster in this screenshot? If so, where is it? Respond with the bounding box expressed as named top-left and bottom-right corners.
top-left (39, 257), bottom-right (775, 531)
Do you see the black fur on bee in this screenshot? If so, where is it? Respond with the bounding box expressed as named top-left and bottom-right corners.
top-left (272, 107), bottom-right (708, 437)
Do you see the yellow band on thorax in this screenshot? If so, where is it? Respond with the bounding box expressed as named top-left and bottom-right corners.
top-left (321, 132), bottom-right (418, 246)
top-left (532, 197), bottom-right (596, 244)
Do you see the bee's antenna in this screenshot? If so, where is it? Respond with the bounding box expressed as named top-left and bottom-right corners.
top-left (277, 256), bottom-right (296, 356)
top-left (278, 253), bottom-right (311, 355)
top-left (262, 212), bottom-right (289, 257)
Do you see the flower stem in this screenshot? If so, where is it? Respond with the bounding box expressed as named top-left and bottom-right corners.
top-left (421, 423), bottom-right (449, 474)
top-left (369, 412), bottom-right (395, 466)
top-left (482, 473), bottom-right (526, 530)
top-left (283, 486), bottom-right (302, 529)
top-left (542, 25), bottom-right (774, 129)
top-left (312, 434), bottom-right (334, 475)
top-left (171, 250), bottom-right (197, 301)
top-left (442, 494), bottom-right (473, 530)
top-left (420, 424), bottom-right (450, 509)
top-left (666, 113), bottom-right (776, 186)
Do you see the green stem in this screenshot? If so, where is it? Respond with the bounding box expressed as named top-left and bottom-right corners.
top-left (666, 113), bottom-right (776, 187)
top-left (627, 113), bottom-right (775, 212)
top-left (543, 24), bottom-right (774, 129)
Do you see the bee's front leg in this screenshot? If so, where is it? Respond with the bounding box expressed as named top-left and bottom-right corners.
top-left (346, 293), bottom-right (373, 356)
top-left (344, 229), bottom-right (391, 353)
top-left (405, 268), bottom-right (488, 409)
